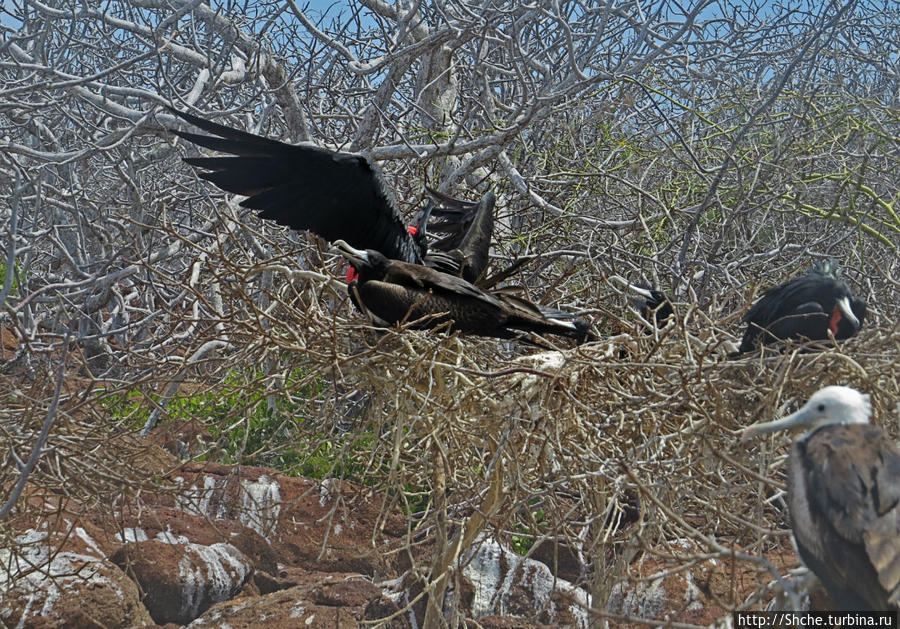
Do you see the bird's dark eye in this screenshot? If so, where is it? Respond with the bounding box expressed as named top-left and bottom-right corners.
top-left (817, 404), bottom-right (826, 412)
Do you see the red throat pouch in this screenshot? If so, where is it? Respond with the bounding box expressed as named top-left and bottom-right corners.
top-left (829, 305), bottom-right (841, 335)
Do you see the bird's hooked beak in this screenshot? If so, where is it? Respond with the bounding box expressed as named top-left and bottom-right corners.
top-left (608, 275), bottom-right (653, 299)
top-left (740, 406), bottom-right (817, 442)
top-left (628, 284), bottom-right (655, 300)
top-left (412, 199), bottom-right (434, 239)
top-left (330, 239), bottom-right (370, 268)
top-left (835, 296), bottom-right (860, 331)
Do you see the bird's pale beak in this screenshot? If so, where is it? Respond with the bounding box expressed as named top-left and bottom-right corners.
top-left (835, 296), bottom-right (860, 331)
top-left (740, 406), bottom-right (817, 441)
top-left (330, 239), bottom-right (370, 267)
top-left (608, 275), bottom-right (653, 299)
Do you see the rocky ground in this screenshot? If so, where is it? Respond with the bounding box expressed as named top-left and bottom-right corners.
top-left (1, 445), bottom-right (818, 629)
top-left (4, 320), bottom-right (867, 628)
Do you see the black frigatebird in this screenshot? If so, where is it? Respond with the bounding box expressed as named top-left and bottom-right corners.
top-left (608, 276), bottom-right (675, 330)
top-left (168, 107), bottom-right (592, 341)
top-left (167, 107), bottom-right (494, 283)
top-left (742, 386), bottom-right (900, 610)
top-left (630, 286), bottom-right (674, 330)
top-left (331, 240), bottom-right (593, 341)
top-left (738, 261), bottom-right (865, 353)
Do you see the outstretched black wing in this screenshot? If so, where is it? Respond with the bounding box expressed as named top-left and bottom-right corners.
top-left (416, 187), bottom-right (495, 284)
top-left (169, 107), bottom-right (422, 264)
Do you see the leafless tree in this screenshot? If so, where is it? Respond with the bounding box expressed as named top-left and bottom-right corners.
top-left (1, 0), bottom-right (898, 623)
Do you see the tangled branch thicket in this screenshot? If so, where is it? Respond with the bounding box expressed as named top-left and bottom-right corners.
top-left (1, 0), bottom-right (898, 623)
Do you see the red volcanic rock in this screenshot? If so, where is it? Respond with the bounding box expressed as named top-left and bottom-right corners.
top-left (165, 464), bottom-right (407, 575)
top-left (106, 507), bottom-right (279, 576)
top-left (0, 520), bottom-right (152, 629)
top-left (110, 539), bottom-right (253, 625)
top-left (605, 539), bottom-right (769, 623)
top-left (4, 459), bottom-right (798, 628)
top-left (188, 576), bottom-right (410, 629)
top-left (458, 537), bottom-right (590, 627)
top-left (475, 617), bottom-right (558, 628)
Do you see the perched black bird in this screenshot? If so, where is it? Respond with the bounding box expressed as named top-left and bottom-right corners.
top-left (332, 240), bottom-right (593, 342)
top-left (738, 261), bottom-right (865, 353)
top-left (607, 277), bottom-right (675, 331)
top-left (630, 286), bottom-right (674, 330)
top-left (168, 107), bottom-right (494, 282)
top-left (742, 386), bottom-right (900, 610)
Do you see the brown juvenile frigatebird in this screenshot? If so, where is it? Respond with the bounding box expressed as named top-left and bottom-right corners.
top-left (332, 240), bottom-right (593, 342)
top-left (738, 261), bottom-right (865, 353)
top-left (742, 386), bottom-right (900, 610)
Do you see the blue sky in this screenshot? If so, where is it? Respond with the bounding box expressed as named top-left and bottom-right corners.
top-left (298, 0), bottom-right (356, 20)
